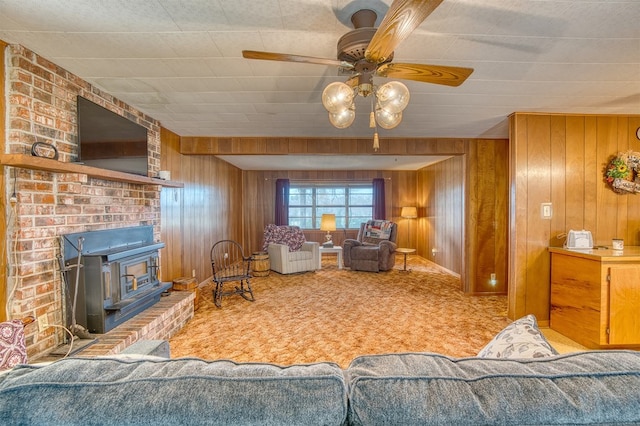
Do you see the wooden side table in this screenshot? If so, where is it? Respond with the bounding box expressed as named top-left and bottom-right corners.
top-left (396, 248), bottom-right (416, 272)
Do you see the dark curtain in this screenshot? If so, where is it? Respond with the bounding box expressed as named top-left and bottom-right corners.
top-left (372, 178), bottom-right (385, 220)
top-left (275, 178), bottom-right (290, 225)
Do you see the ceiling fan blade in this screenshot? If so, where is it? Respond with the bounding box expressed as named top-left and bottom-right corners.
top-left (377, 62), bottom-right (473, 87)
top-left (242, 50), bottom-right (354, 69)
top-left (365, 0), bottom-right (444, 64)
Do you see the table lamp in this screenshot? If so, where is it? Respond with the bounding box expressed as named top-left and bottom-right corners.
top-left (320, 214), bottom-right (336, 248)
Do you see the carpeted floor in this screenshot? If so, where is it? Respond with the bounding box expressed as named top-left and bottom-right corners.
top-left (170, 255), bottom-right (514, 368)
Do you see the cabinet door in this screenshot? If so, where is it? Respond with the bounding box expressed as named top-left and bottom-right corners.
top-left (609, 266), bottom-right (640, 345)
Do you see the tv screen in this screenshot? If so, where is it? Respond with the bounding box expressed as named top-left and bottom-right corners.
top-left (77, 96), bottom-right (149, 176)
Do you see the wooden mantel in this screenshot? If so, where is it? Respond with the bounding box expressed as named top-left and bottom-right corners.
top-left (0, 154), bottom-right (183, 187)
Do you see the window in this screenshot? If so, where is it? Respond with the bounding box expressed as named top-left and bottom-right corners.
top-left (289, 183), bottom-right (373, 229)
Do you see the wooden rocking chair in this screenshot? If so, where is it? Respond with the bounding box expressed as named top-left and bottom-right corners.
top-left (210, 240), bottom-right (255, 308)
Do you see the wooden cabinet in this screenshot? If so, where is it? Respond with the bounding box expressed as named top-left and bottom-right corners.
top-left (550, 247), bottom-right (640, 348)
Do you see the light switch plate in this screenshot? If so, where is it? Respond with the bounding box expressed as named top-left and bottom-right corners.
top-left (541, 203), bottom-right (552, 219)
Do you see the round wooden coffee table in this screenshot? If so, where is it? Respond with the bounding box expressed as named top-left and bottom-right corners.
top-left (396, 248), bottom-right (416, 272)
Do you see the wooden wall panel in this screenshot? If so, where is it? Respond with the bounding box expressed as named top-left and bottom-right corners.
top-left (181, 137), bottom-right (471, 156)
top-left (431, 157), bottom-right (464, 277)
top-left (391, 171), bottom-right (417, 249)
top-left (565, 116), bottom-right (585, 230)
top-left (509, 112), bottom-right (640, 324)
top-left (464, 138), bottom-right (509, 294)
top-left (160, 128), bottom-right (243, 284)
top-left (509, 114), bottom-right (528, 319)
top-left (159, 128), bottom-right (183, 282)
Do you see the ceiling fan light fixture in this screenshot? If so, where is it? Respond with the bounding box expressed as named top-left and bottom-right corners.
top-left (375, 108), bottom-right (402, 129)
top-left (376, 81), bottom-right (410, 114)
top-left (328, 108), bottom-right (356, 129)
top-left (321, 82), bottom-right (354, 113)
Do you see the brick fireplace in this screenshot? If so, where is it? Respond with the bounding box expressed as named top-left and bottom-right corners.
top-left (2, 44), bottom-right (178, 361)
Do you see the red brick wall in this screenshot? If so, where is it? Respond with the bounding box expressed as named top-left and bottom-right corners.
top-left (5, 44), bottom-right (163, 360)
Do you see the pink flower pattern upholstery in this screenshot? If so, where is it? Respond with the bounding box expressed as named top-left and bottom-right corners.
top-left (0, 320), bottom-right (28, 371)
top-left (262, 224), bottom-right (306, 252)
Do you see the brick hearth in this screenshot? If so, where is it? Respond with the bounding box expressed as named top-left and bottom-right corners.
top-left (34, 291), bottom-right (194, 361)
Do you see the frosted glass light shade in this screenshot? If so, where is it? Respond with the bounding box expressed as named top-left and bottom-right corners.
top-left (328, 108), bottom-right (355, 128)
top-left (375, 108), bottom-right (402, 129)
top-left (322, 82), bottom-right (354, 113)
top-left (376, 81), bottom-right (410, 114)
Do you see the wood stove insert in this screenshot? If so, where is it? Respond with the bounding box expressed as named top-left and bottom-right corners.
top-left (61, 226), bottom-right (172, 334)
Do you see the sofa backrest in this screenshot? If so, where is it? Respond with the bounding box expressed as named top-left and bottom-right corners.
top-left (0, 357), bottom-right (348, 426)
top-left (262, 224), bottom-right (307, 252)
top-left (346, 350), bottom-right (640, 425)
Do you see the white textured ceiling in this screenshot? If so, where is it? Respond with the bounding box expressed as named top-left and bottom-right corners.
top-left (0, 0), bottom-right (639, 169)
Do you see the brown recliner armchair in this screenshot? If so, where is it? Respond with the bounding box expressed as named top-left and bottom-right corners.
top-left (343, 221), bottom-right (398, 272)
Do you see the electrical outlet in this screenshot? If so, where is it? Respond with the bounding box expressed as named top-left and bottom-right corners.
top-left (37, 316), bottom-right (48, 332)
top-left (192, 269), bottom-right (196, 277)
top-left (490, 273), bottom-right (497, 285)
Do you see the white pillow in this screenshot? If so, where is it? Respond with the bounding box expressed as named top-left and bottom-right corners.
top-left (477, 314), bottom-right (558, 359)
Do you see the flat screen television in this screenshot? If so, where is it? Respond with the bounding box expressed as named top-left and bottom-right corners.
top-left (77, 96), bottom-right (149, 176)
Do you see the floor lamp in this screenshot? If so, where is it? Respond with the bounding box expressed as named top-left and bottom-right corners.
top-left (401, 206), bottom-right (418, 247)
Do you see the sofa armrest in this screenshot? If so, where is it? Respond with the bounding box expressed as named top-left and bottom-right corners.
top-left (301, 241), bottom-right (320, 270)
top-left (342, 238), bottom-right (362, 267)
top-left (301, 241), bottom-right (319, 252)
top-left (378, 240), bottom-right (397, 255)
top-left (267, 243), bottom-right (289, 273)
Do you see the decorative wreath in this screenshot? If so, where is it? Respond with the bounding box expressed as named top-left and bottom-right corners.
top-left (605, 151), bottom-right (640, 194)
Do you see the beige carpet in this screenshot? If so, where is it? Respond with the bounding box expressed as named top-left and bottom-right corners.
top-left (169, 255), bottom-right (519, 368)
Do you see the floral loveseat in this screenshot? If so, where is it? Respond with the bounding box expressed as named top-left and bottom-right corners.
top-left (2, 316), bottom-right (639, 425)
top-left (262, 224), bottom-right (319, 274)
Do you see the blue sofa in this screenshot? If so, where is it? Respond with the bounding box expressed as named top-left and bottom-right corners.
top-left (1, 349), bottom-right (639, 425)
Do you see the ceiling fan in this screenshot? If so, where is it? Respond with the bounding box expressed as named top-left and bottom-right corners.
top-left (243, 0), bottom-right (473, 90)
top-left (242, 0), bottom-right (473, 144)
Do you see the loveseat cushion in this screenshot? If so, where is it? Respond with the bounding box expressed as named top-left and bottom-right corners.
top-left (346, 351), bottom-right (640, 425)
top-left (0, 357), bottom-right (348, 426)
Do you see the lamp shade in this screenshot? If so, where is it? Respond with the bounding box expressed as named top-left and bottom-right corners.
top-left (320, 214), bottom-right (336, 231)
top-left (401, 206), bottom-right (418, 219)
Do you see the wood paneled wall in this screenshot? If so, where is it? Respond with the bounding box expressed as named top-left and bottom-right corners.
top-left (181, 136), bottom-right (469, 156)
top-left (416, 139), bottom-right (509, 295)
top-left (159, 128), bottom-right (244, 284)
top-left (509, 113), bottom-right (640, 324)
top-left (418, 157), bottom-right (464, 279)
top-left (466, 139), bottom-right (510, 294)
